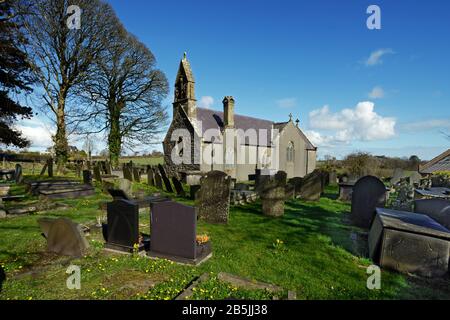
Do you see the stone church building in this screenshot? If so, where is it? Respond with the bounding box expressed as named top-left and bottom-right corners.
top-left (163, 54), bottom-right (317, 181)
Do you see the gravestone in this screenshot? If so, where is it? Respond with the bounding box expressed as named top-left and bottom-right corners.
top-left (195, 171), bottom-right (231, 223)
top-left (14, 164), bottom-right (23, 184)
top-left (119, 178), bottom-right (133, 198)
top-left (260, 171), bottom-right (287, 217)
top-left (133, 167), bottom-right (141, 182)
top-left (105, 161), bottom-right (112, 175)
top-left (154, 171), bottom-right (163, 189)
top-left (158, 164), bottom-right (173, 193)
top-left (409, 172), bottom-right (422, 186)
top-left (148, 201), bottom-right (211, 265)
top-left (329, 171), bottom-right (337, 186)
top-left (93, 165), bottom-right (102, 182)
top-left (390, 168), bottom-right (404, 185)
top-left (369, 208), bottom-right (450, 277)
top-left (43, 218), bottom-right (89, 257)
top-left (299, 170), bottom-right (322, 201)
top-left (123, 164), bottom-right (133, 181)
top-left (147, 167), bottom-right (154, 186)
top-left (47, 158), bottom-right (53, 177)
top-left (83, 170), bottom-right (92, 185)
top-left (190, 185), bottom-right (201, 200)
top-left (350, 175), bottom-right (387, 228)
top-left (39, 162), bottom-right (48, 176)
top-left (105, 199), bottom-right (143, 252)
top-left (414, 199), bottom-right (450, 230)
top-left (172, 177), bottom-right (185, 197)
top-left (75, 163), bottom-right (81, 178)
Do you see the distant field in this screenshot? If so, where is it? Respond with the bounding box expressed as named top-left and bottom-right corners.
top-left (118, 156), bottom-right (164, 166)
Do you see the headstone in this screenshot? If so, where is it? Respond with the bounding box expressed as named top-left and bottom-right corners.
top-left (154, 171), bottom-right (163, 189)
top-left (119, 178), bottom-right (133, 198)
top-left (148, 201), bottom-right (211, 264)
top-left (75, 163), bottom-right (81, 178)
top-left (105, 161), bottom-right (112, 175)
top-left (133, 167), bottom-right (141, 182)
top-left (93, 165), bottom-right (102, 182)
top-left (410, 172), bottom-right (422, 186)
top-left (39, 162), bottom-right (48, 176)
top-left (299, 170), bottom-right (322, 201)
top-left (369, 208), bottom-right (450, 277)
top-left (123, 164), bottom-right (133, 181)
top-left (190, 185), bottom-right (201, 200)
top-left (158, 164), bottom-right (173, 193)
top-left (82, 170), bottom-right (92, 185)
top-left (172, 177), bottom-right (185, 197)
top-left (14, 164), bottom-right (23, 184)
top-left (390, 168), bottom-right (404, 185)
top-left (195, 171), bottom-right (231, 223)
top-left (147, 167), bottom-right (154, 186)
top-left (260, 171), bottom-right (287, 217)
top-left (105, 199), bottom-right (143, 252)
top-left (47, 158), bottom-right (53, 177)
top-left (414, 199), bottom-right (450, 230)
top-left (43, 218), bottom-right (89, 257)
top-left (350, 175), bottom-right (387, 228)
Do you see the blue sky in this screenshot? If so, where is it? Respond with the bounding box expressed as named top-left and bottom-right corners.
top-left (17, 0), bottom-right (450, 160)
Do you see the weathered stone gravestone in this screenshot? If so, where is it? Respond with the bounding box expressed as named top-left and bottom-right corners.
top-left (133, 167), bottom-right (141, 182)
top-left (83, 170), bottom-right (92, 185)
top-left (105, 161), bottom-right (112, 175)
top-left (148, 201), bottom-right (212, 265)
top-left (147, 167), bottom-right (155, 186)
top-left (190, 185), bottom-right (201, 200)
top-left (414, 199), bottom-right (450, 230)
top-left (260, 171), bottom-right (287, 217)
top-left (14, 164), bottom-right (23, 184)
top-left (329, 171), bottom-right (337, 186)
top-left (154, 171), bottom-right (163, 189)
top-left (172, 177), bottom-right (185, 197)
top-left (350, 176), bottom-right (387, 228)
top-left (75, 163), bottom-right (81, 178)
top-left (93, 165), bottom-right (102, 182)
top-left (195, 171), bottom-right (231, 223)
top-left (119, 178), bottom-right (133, 198)
top-left (123, 164), bottom-right (133, 181)
top-left (390, 168), bottom-right (404, 186)
top-left (369, 208), bottom-right (450, 277)
top-left (39, 217), bottom-right (89, 257)
top-left (410, 171), bottom-right (422, 186)
top-left (158, 164), bottom-right (173, 193)
top-left (105, 199), bottom-right (143, 253)
top-left (39, 162), bottom-right (48, 176)
top-left (299, 170), bottom-right (322, 201)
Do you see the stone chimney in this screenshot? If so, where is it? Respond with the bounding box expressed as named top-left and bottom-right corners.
top-left (223, 96), bottom-right (235, 128)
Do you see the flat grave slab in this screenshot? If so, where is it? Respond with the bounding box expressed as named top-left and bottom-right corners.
top-left (415, 187), bottom-right (450, 200)
top-left (369, 208), bottom-right (450, 277)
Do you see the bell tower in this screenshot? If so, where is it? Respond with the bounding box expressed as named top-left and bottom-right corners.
top-left (173, 52), bottom-right (197, 119)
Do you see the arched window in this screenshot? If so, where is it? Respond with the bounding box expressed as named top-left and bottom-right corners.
top-left (287, 141), bottom-right (294, 162)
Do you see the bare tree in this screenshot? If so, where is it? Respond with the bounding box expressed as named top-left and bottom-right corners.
top-left (18, 0), bottom-right (119, 171)
top-left (77, 27), bottom-right (169, 167)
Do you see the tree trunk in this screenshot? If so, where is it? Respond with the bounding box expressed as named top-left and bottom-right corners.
top-left (108, 103), bottom-right (122, 168)
top-left (55, 90), bottom-right (69, 173)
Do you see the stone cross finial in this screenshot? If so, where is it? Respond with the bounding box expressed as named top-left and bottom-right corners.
top-left (289, 113), bottom-right (293, 121)
top-left (296, 118), bottom-right (300, 127)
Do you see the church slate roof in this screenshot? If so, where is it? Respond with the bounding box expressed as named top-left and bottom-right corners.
top-left (420, 149), bottom-right (450, 174)
top-left (195, 107), bottom-right (316, 150)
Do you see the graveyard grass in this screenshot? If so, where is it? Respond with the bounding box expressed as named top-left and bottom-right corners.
top-left (1, 179), bottom-right (450, 300)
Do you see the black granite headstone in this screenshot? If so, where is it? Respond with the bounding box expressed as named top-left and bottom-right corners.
top-left (172, 176), bottom-right (185, 197)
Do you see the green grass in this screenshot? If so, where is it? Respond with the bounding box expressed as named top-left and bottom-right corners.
top-left (1, 176), bottom-right (449, 300)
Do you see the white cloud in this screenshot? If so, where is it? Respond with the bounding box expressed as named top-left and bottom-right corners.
top-left (198, 96), bottom-right (214, 109)
top-left (368, 86), bottom-right (385, 99)
top-left (399, 119), bottom-right (450, 132)
top-left (276, 97), bottom-right (297, 108)
top-left (365, 48), bottom-right (394, 66)
top-left (14, 118), bottom-right (54, 149)
top-left (307, 101), bottom-right (396, 146)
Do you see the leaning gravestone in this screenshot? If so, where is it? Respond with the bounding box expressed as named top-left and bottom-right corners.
top-left (14, 164), bottom-right (23, 184)
top-left (39, 162), bottom-right (48, 176)
top-left (105, 199), bottom-right (143, 253)
top-left (157, 165), bottom-right (173, 193)
top-left (47, 158), bottom-right (53, 177)
top-left (147, 167), bottom-right (155, 186)
top-left (154, 171), bottom-right (163, 189)
top-left (172, 177), bottom-right (185, 197)
top-left (195, 171), bottom-right (231, 223)
top-left (299, 170), bottom-right (322, 201)
top-left (414, 199), bottom-right (450, 230)
top-left (44, 218), bottom-right (89, 257)
top-left (123, 164), bottom-right (133, 181)
top-left (83, 170), bottom-right (92, 185)
top-left (133, 167), bottom-right (141, 182)
top-left (350, 175), bottom-right (387, 228)
top-left (260, 171), bottom-right (287, 217)
top-left (148, 201), bottom-right (211, 265)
